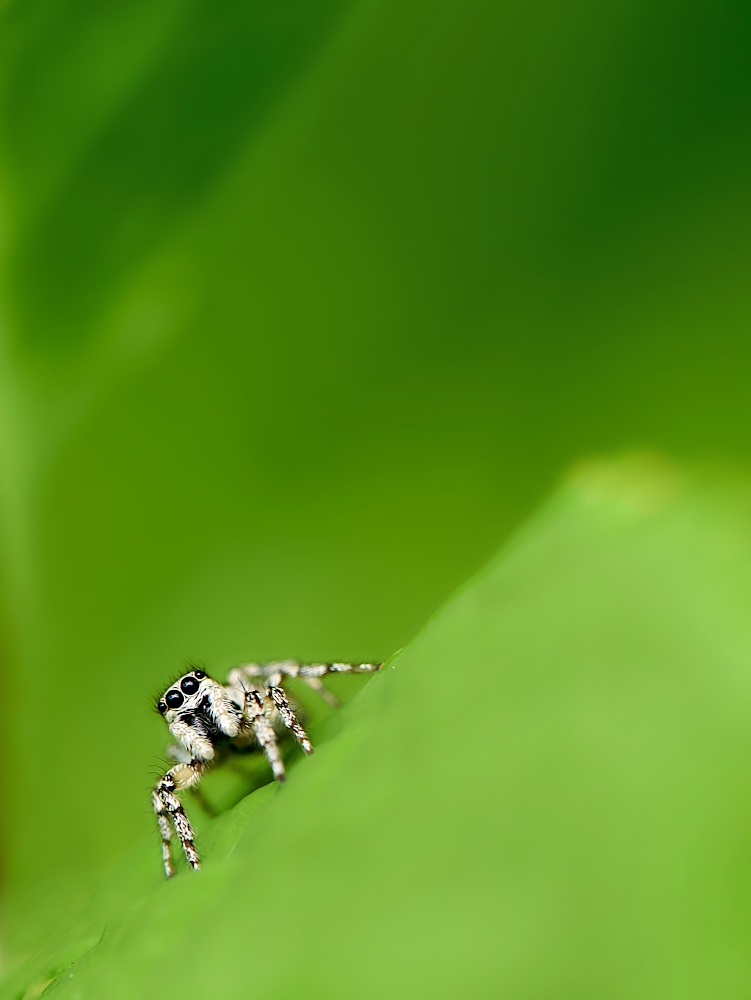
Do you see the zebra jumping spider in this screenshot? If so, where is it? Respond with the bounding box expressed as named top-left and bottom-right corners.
top-left (152, 659), bottom-right (382, 877)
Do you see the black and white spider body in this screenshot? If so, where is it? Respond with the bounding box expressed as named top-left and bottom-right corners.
top-left (152, 660), bottom-right (382, 877)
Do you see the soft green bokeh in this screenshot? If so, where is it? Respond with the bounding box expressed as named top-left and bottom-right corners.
top-left (6, 455), bottom-right (751, 999)
top-left (0, 0), bottom-right (751, 975)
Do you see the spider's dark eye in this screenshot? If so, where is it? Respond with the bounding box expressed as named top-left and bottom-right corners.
top-left (193, 670), bottom-right (206, 680)
top-left (181, 676), bottom-right (199, 695)
top-left (157, 700), bottom-right (166, 714)
top-left (165, 689), bottom-right (184, 709)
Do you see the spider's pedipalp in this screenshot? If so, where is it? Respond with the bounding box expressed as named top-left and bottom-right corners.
top-left (168, 713), bottom-right (216, 762)
top-left (203, 679), bottom-right (243, 737)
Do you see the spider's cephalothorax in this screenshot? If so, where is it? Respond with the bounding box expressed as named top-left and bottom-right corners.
top-left (152, 659), bottom-right (382, 877)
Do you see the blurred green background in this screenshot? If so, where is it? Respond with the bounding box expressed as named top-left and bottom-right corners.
top-left (1, 0), bottom-right (751, 984)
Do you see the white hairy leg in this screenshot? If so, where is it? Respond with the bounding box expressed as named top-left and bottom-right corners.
top-left (152, 759), bottom-right (207, 877)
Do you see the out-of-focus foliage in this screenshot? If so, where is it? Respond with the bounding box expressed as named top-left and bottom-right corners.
top-left (1, 0), bottom-right (751, 976)
top-left (7, 455), bottom-right (751, 999)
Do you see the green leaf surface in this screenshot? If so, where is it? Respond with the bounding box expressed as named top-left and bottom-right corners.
top-left (2, 0), bottom-right (751, 980)
top-left (5, 454), bottom-right (751, 999)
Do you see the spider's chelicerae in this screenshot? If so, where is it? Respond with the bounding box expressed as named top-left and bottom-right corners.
top-left (152, 659), bottom-right (382, 877)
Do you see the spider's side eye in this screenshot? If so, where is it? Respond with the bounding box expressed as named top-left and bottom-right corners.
top-left (193, 670), bottom-right (206, 680)
top-left (165, 689), bottom-right (184, 709)
top-left (157, 700), bottom-right (166, 714)
top-left (181, 676), bottom-right (199, 695)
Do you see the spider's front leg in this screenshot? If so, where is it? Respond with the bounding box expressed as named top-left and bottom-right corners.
top-left (266, 680), bottom-right (313, 754)
top-left (153, 759), bottom-right (207, 878)
top-left (227, 667), bottom-right (315, 779)
top-left (240, 685), bottom-right (288, 783)
top-left (227, 660), bottom-right (383, 780)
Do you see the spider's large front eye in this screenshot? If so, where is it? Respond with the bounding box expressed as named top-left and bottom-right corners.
top-left (181, 676), bottom-right (199, 695)
top-left (165, 689), bottom-right (184, 709)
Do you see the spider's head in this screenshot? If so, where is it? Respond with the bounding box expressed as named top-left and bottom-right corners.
top-left (157, 668), bottom-right (244, 760)
top-left (156, 669), bottom-right (211, 720)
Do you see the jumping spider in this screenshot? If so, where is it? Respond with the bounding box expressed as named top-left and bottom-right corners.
top-left (153, 659), bottom-right (382, 877)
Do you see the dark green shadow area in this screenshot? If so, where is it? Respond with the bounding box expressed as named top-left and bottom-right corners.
top-left (5, 453), bottom-right (751, 999)
top-left (1, 0), bottom-right (350, 353)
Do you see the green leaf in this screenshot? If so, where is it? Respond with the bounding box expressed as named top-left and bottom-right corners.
top-left (6, 453), bottom-right (751, 999)
top-left (3, 0), bottom-right (751, 977)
